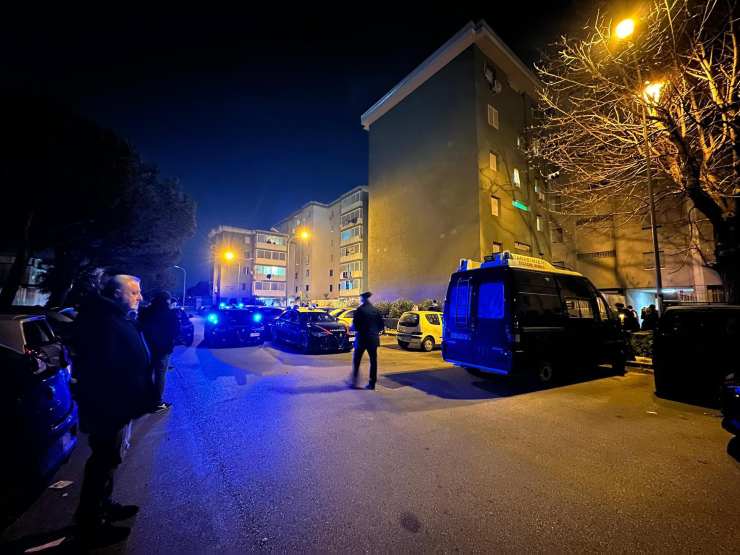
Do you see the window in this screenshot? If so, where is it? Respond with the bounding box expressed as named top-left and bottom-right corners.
top-left (596, 296), bottom-right (609, 320)
top-left (256, 234), bottom-right (286, 246)
top-left (492, 241), bottom-right (502, 253)
top-left (23, 320), bottom-right (55, 347)
top-left (536, 215), bottom-right (543, 232)
top-left (305, 284), bottom-right (310, 292)
top-left (487, 104), bottom-right (499, 129)
top-left (565, 298), bottom-right (595, 319)
top-left (329, 269), bottom-right (333, 277)
top-left (341, 260), bottom-right (362, 277)
top-left (329, 284), bottom-right (333, 292)
top-left (478, 281), bottom-right (505, 319)
top-left (305, 269), bottom-right (310, 277)
top-left (451, 279), bottom-right (471, 326)
top-left (254, 281), bottom-right (285, 291)
top-left (295, 286), bottom-right (298, 293)
top-left (255, 265), bottom-right (286, 278)
top-left (256, 249), bottom-right (286, 261)
top-left (489, 152), bottom-right (497, 172)
top-left (341, 208), bottom-right (362, 227)
top-left (513, 168), bottom-right (521, 187)
top-left (341, 226), bottom-right (363, 242)
top-left (425, 314), bottom-right (441, 326)
top-left (341, 191), bottom-right (362, 209)
top-left (304, 255), bottom-right (310, 265)
top-left (490, 196), bottom-right (500, 216)
top-left (514, 241), bottom-right (531, 253)
top-left (295, 272), bottom-right (298, 279)
top-left (534, 181), bottom-right (540, 194)
top-left (517, 135), bottom-right (525, 149)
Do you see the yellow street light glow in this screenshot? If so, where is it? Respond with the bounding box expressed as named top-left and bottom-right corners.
top-left (643, 81), bottom-right (665, 103)
top-left (223, 250), bottom-right (235, 261)
top-left (300, 230), bottom-right (310, 240)
top-left (615, 18), bottom-right (635, 40)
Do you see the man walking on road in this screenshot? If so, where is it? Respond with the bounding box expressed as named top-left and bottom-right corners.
top-left (72, 274), bottom-right (154, 546)
top-left (349, 291), bottom-right (385, 390)
top-left (139, 290), bottom-right (180, 412)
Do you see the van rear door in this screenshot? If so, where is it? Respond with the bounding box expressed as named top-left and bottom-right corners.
top-left (442, 275), bottom-right (475, 364)
top-left (473, 277), bottom-right (511, 374)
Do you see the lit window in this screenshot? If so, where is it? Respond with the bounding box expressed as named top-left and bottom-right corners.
top-left (513, 168), bottom-right (521, 187)
top-left (514, 241), bottom-right (531, 253)
top-left (487, 104), bottom-right (499, 129)
top-left (536, 215), bottom-right (543, 232)
top-left (490, 196), bottom-right (500, 217)
top-left (492, 241), bottom-right (502, 253)
top-left (489, 152), bottom-right (497, 172)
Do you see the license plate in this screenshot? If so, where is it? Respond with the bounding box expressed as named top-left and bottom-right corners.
top-left (250, 332), bottom-right (261, 338)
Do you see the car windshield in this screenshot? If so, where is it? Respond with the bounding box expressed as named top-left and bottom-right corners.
top-left (23, 320), bottom-right (56, 347)
top-left (299, 312), bottom-right (336, 323)
top-left (221, 310), bottom-right (259, 325)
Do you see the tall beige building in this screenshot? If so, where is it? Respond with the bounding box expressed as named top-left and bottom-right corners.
top-left (274, 186), bottom-right (368, 306)
top-left (208, 226), bottom-right (288, 306)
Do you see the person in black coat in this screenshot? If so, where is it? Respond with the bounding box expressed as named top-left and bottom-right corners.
top-left (139, 290), bottom-right (180, 411)
top-left (71, 274), bottom-right (154, 544)
top-left (350, 291), bottom-right (385, 390)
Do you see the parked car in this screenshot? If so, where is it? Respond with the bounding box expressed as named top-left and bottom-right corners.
top-left (2, 306), bottom-right (78, 343)
top-left (251, 307), bottom-right (284, 339)
top-left (271, 308), bottom-right (350, 353)
top-left (174, 308), bottom-right (194, 347)
top-left (334, 308), bottom-right (357, 337)
top-left (653, 304), bottom-right (740, 401)
top-left (203, 308), bottom-right (265, 346)
top-left (442, 252), bottom-right (625, 383)
top-left (0, 314), bottom-right (78, 486)
top-left (397, 310), bottom-right (443, 351)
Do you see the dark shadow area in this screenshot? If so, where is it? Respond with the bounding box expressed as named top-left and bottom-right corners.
top-left (727, 437), bottom-right (740, 462)
top-left (381, 343), bottom-right (440, 353)
top-left (653, 389), bottom-right (721, 410)
top-left (267, 340), bottom-right (351, 357)
top-left (0, 525), bottom-right (101, 555)
top-left (0, 476), bottom-right (48, 532)
top-left (382, 365), bottom-right (622, 400)
top-left (194, 347), bottom-right (252, 384)
top-left (195, 339), bottom-right (263, 350)
top-left (268, 383), bottom-right (351, 395)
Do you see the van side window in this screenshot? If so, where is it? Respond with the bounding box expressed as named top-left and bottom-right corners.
top-left (513, 270), bottom-right (561, 325)
top-left (478, 281), bottom-right (505, 319)
top-left (565, 298), bottom-right (594, 319)
top-left (451, 279), bottom-right (471, 326)
top-left (596, 296), bottom-right (609, 320)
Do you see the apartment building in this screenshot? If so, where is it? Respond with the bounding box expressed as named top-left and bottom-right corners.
top-left (362, 21), bottom-right (550, 301)
top-left (274, 186), bottom-right (368, 306)
top-left (208, 225), bottom-right (288, 306)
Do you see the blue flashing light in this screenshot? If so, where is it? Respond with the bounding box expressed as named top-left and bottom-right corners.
top-left (207, 313), bottom-right (219, 324)
top-left (237, 302), bottom-right (245, 309)
top-left (218, 302), bottom-right (226, 309)
top-left (252, 312), bottom-right (263, 323)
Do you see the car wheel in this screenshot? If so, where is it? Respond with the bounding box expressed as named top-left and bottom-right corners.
top-left (398, 340), bottom-right (409, 349)
top-left (421, 336), bottom-right (435, 352)
top-left (536, 360), bottom-right (555, 384)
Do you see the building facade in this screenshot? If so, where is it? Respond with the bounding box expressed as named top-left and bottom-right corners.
top-left (208, 226), bottom-right (288, 306)
top-left (362, 21), bottom-right (550, 301)
top-left (274, 186), bottom-right (368, 306)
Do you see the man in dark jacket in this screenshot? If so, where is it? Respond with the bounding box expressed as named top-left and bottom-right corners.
top-left (139, 290), bottom-right (180, 412)
top-left (350, 291), bottom-right (385, 390)
top-left (72, 274), bottom-right (153, 545)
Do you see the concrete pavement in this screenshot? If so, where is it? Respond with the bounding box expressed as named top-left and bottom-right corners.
top-left (3, 319), bottom-right (738, 553)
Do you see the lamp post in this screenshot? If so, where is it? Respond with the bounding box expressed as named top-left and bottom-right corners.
top-left (615, 18), bottom-right (664, 313)
top-left (286, 228), bottom-right (311, 307)
top-left (173, 265), bottom-right (187, 307)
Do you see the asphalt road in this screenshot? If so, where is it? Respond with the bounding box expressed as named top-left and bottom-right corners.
top-left (3, 318), bottom-right (739, 553)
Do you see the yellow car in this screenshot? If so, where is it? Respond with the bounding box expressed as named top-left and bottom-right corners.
top-left (396, 311), bottom-right (443, 351)
top-left (333, 308), bottom-right (357, 337)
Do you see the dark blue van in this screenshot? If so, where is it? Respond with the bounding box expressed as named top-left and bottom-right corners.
top-left (442, 252), bottom-right (625, 382)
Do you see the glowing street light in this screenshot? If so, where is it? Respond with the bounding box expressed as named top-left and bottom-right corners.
top-left (614, 18), bottom-right (635, 40)
top-left (223, 250), bottom-right (235, 261)
top-left (299, 229), bottom-right (310, 241)
top-left (643, 81), bottom-right (664, 104)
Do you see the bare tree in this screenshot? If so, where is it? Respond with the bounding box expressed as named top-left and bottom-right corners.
top-left (532, 0), bottom-right (739, 301)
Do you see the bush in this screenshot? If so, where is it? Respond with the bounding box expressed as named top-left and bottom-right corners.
top-left (628, 331), bottom-right (654, 359)
top-left (374, 301), bottom-right (391, 317)
top-left (388, 299), bottom-right (415, 318)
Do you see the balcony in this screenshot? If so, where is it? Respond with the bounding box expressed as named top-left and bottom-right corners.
top-left (339, 216), bottom-right (363, 231)
top-left (340, 232), bottom-right (363, 246)
top-left (339, 250), bottom-right (363, 263)
top-left (256, 241), bottom-right (287, 252)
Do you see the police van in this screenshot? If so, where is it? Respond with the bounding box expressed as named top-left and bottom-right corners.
top-left (442, 251), bottom-right (625, 383)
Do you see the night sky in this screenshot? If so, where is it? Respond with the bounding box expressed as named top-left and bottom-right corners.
top-left (3, 3), bottom-right (593, 285)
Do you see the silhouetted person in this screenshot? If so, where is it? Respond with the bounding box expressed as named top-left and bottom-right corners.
top-left (72, 275), bottom-right (154, 546)
top-left (615, 302), bottom-right (639, 332)
top-left (139, 290), bottom-right (180, 412)
top-left (641, 304), bottom-right (659, 331)
top-left (350, 291), bottom-right (385, 390)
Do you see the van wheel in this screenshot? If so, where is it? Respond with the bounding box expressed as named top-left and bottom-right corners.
top-left (398, 340), bottom-right (409, 349)
top-left (421, 336), bottom-right (435, 352)
top-left (536, 360), bottom-right (555, 384)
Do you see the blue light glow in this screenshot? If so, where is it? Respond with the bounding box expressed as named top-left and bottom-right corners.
top-left (207, 313), bottom-right (219, 324)
top-left (253, 312), bottom-right (263, 323)
top-left (237, 302), bottom-right (245, 309)
top-left (218, 302), bottom-right (226, 309)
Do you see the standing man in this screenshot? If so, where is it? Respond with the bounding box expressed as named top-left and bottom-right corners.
top-left (72, 274), bottom-right (154, 545)
top-left (349, 291), bottom-right (385, 390)
top-left (139, 290), bottom-right (180, 412)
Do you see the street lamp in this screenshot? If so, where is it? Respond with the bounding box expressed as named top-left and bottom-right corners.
top-left (286, 228), bottom-right (311, 306)
top-left (215, 249), bottom-right (244, 306)
top-left (615, 18), bottom-right (665, 313)
top-left (173, 265), bottom-right (187, 307)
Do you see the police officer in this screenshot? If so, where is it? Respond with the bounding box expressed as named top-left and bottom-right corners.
top-left (349, 291), bottom-right (385, 390)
